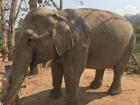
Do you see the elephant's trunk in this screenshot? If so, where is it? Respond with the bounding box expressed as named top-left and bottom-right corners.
top-left (3, 47), bottom-right (32, 105)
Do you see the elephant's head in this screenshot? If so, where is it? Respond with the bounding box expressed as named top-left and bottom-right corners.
top-left (3, 8), bottom-right (74, 105)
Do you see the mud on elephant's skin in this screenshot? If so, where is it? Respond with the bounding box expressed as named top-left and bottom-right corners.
top-left (3, 7), bottom-right (135, 105)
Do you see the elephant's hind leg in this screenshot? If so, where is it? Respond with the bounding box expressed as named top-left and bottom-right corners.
top-left (108, 34), bottom-right (134, 95)
top-left (108, 52), bottom-right (132, 95)
top-left (108, 53), bottom-right (131, 95)
top-left (108, 52), bottom-right (131, 95)
top-left (108, 64), bottom-right (125, 95)
top-left (49, 61), bottom-right (63, 98)
top-left (88, 69), bottom-right (105, 89)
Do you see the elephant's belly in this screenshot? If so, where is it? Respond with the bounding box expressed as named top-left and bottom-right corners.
top-left (86, 47), bottom-right (124, 69)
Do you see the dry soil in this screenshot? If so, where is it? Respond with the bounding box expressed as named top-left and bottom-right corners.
top-left (17, 68), bottom-right (140, 105)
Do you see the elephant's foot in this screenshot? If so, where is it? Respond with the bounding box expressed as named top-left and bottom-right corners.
top-left (88, 81), bottom-right (102, 89)
top-left (108, 85), bottom-right (122, 95)
top-left (49, 89), bottom-right (62, 99)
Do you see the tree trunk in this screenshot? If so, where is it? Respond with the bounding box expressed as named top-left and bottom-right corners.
top-left (1, 23), bottom-right (8, 49)
top-left (29, 0), bottom-right (38, 10)
top-left (0, 1), bottom-right (1, 16)
top-left (60, 0), bottom-right (63, 10)
top-left (1, 0), bottom-right (7, 48)
top-left (0, 0), bottom-right (9, 62)
top-left (8, 0), bottom-right (17, 61)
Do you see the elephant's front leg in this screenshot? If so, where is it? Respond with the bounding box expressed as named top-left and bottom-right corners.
top-left (63, 65), bottom-right (82, 105)
top-left (89, 69), bottom-right (105, 89)
top-left (50, 61), bottom-right (63, 98)
top-left (63, 49), bottom-right (88, 105)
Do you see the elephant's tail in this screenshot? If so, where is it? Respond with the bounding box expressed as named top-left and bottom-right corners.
top-left (125, 32), bottom-right (135, 55)
top-left (125, 32), bottom-right (136, 60)
top-left (115, 32), bottom-right (136, 70)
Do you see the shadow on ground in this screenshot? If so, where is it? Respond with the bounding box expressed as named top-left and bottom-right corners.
top-left (20, 87), bottom-right (109, 105)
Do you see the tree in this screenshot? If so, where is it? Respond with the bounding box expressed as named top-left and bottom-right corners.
top-left (60, 0), bottom-right (63, 10)
top-left (29, 0), bottom-right (38, 10)
top-left (8, 0), bottom-right (18, 60)
top-left (1, 0), bottom-right (7, 48)
top-left (37, 0), bottom-right (63, 10)
top-left (0, 0), bottom-right (9, 61)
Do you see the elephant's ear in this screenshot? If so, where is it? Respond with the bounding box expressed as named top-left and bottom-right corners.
top-left (52, 14), bottom-right (74, 56)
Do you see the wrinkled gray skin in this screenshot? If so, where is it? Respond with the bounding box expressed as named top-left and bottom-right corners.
top-left (3, 7), bottom-right (135, 105)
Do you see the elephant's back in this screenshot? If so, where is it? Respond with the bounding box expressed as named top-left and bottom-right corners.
top-left (58, 8), bottom-right (124, 30)
top-left (57, 8), bottom-right (126, 45)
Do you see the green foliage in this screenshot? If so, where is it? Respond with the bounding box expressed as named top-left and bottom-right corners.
top-left (134, 32), bottom-right (140, 54)
top-left (136, 28), bottom-right (140, 33)
top-left (0, 20), bottom-right (2, 31)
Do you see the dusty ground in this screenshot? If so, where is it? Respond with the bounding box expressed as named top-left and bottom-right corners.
top-left (20, 68), bottom-right (140, 105)
top-left (1, 61), bottom-right (140, 105)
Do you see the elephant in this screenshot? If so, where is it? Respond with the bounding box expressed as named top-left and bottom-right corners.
top-left (3, 7), bottom-right (135, 105)
top-left (29, 62), bottom-right (48, 75)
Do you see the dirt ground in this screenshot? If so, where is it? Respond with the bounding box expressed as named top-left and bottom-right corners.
top-left (1, 61), bottom-right (140, 105)
top-left (19, 68), bottom-right (140, 105)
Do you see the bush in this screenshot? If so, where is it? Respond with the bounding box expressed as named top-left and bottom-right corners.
top-left (134, 32), bottom-right (140, 54)
top-left (136, 28), bottom-right (140, 34)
